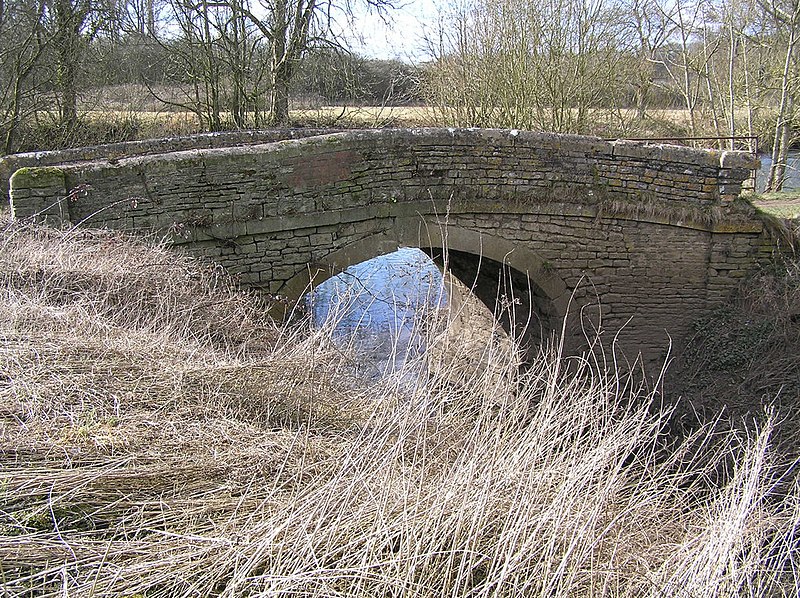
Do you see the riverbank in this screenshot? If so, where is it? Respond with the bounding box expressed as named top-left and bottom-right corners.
top-left (1, 219), bottom-right (798, 596)
top-left (754, 192), bottom-right (800, 220)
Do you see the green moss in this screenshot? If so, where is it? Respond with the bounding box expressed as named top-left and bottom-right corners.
top-left (7, 505), bottom-right (99, 535)
top-left (0, 505), bottom-right (101, 536)
top-left (10, 166), bottom-right (65, 190)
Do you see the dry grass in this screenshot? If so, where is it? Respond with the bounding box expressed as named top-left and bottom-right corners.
top-left (288, 106), bottom-right (763, 139)
top-left (1, 219), bottom-right (798, 597)
top-left (289, 105), bottom-right (435, 128)
top-left (14, 89), bottom-right (768, 153)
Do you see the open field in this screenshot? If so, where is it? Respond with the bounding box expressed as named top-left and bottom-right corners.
top-left (12, 105), bottom-right (757, 156)
top-left (1, 218), bottom-right (799, 596)
top-left (2, 83), bottom-right (770, 153)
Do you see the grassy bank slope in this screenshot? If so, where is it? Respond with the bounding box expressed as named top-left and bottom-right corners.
top-left (673, 252), bottom-right (800, 436)
top-left (1, 221), bottom-right (799, 597)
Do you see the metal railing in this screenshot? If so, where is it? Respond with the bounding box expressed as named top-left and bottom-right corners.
top-left (605, 135), bottom-right (759, 155)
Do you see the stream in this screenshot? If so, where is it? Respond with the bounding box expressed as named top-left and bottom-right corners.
top-left (756, 151), bottom-right (800, 192)
top-left (304, 247), bottom-right (447, 375)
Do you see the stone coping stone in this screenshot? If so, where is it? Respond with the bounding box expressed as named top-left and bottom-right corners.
top-left (10, 127), bottom-right (758, 174)
top-left (2, 126), bottom-right (759, 171)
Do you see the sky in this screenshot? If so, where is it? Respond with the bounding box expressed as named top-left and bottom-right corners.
top-left (336, 0), bottom-right (441, 62)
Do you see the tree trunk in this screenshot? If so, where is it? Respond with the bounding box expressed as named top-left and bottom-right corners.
top-left (743, 45), bottom-right (755, 153)
top-left (767, 15), bottom-right (797, 192)
top-left (230, 0), bottom-right (247, 128)
top-left (55, 0), bottom-right (80, 133)
top-left (269, 0), bottom-right (290, 125)
top-left (4, 70), bottom-right (25, 154)
top-left (201, 0), bottom-right (221, 130)
top-left (774, 95), bottom-right (793, 188)
top-left (674, 0), bottom-right (697, 136)
top-left (727, 17), bottom-right (737, 149)
top-left (271, 65), bottom-right (290, 125)
top-left (147, 0), bottom-right (155, 37)
top-left (4, 97), bottom-right (21, 154)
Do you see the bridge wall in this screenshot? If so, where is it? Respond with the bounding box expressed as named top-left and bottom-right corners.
top-left (6, 128), bottom-right (770, 363)
top-left (0, 129), bottom-right (340, 204)
top-left (9, 128), bottom-right (758, 226)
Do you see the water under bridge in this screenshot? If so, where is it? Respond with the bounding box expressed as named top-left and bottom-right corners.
top-left (2, 128), bottom-right (772, 365)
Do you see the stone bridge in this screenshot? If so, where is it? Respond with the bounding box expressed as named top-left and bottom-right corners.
top-left (3, 128), bottom-right (771, 364)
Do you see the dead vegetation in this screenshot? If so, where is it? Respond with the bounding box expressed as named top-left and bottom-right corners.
top-left (673, 254), bottom-right (800, 439)
top-left (0, 219), bottom-right (799, 597)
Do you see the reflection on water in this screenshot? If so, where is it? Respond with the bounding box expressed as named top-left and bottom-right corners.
top-left (756, 151), bottom-right (800, 191)
top-left (305, 248), bottom-right (447, 375)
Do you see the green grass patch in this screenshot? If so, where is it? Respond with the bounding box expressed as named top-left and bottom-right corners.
top-left (749, 191), bottom-right (800, 219)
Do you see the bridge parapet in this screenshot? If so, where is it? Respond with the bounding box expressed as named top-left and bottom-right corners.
top-left (6, 128), bottom-right (759, 229)
top-left (0, 128), bottom-right (341, 206)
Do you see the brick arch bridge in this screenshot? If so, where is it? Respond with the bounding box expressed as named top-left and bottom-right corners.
top-left (4, 128), bottom-right (771, 364)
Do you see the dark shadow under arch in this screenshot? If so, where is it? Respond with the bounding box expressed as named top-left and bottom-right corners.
top-left (423, 248), bottom-right (559, 357)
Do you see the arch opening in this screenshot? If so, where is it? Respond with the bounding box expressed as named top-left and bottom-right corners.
top-left (300, 243), bottom-right (562, 377)
top-left (302, 248), bottom-right (447, 377)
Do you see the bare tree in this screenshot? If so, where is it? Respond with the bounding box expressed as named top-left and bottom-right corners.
top-left (47, 0), bottom-right (115, 132)
top-left (0, 0), bottom-right (52, 152)
top-left (155, 0), bottom-right (268, 130)
top-left (620, 0), bottom-right (676, 122)
top-left (421, 0), bottom-right (626, 134)
top-left (760, 0), bottom-right (800, 191)
top-left (239, 0), bottom-right (395, 125)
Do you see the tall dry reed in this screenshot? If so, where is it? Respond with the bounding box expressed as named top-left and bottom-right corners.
top-left (0, 219), bottom-right (797, 597)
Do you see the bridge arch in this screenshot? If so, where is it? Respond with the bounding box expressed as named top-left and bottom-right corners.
top-left (5, 127), bottom-right (771, 366)
top-left (282, 222), bottom-right (572, 354)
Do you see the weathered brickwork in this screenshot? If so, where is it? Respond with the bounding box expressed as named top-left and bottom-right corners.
top-left (5, 128), bottom-right (772, 365)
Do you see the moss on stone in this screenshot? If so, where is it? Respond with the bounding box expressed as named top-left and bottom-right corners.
top-left (10, 167), bottom-right (65, 190)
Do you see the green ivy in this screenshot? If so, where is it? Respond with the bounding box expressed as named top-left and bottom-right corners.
top-left (688, 307), bottom-right (776, 371)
